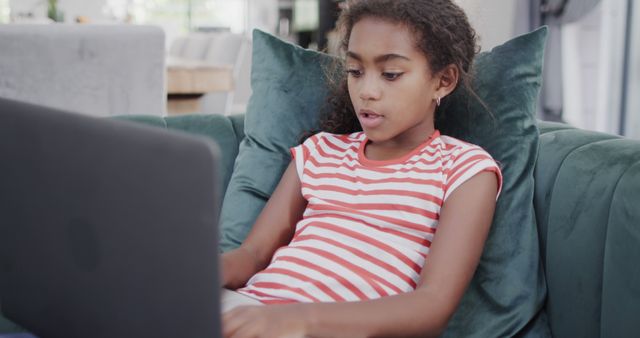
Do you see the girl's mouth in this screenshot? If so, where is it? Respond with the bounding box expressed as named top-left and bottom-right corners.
top-left (358, 109), bottom-right (384, 128)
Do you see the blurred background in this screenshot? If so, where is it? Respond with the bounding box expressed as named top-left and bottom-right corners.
top-left (1, 0), bottom-right (638, 138)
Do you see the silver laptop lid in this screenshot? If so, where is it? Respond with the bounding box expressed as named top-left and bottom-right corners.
top-left (0, 97), bottom-right (221, 338)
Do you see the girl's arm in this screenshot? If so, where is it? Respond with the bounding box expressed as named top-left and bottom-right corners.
top-left (223, 171), bottom-right (498, 338)
top-left (221, 161), bottom-right (307, 289)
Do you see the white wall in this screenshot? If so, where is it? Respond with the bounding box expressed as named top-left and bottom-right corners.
top-left (247, 0), bottom-right (278, 34)
top-left (9, 0), bottom-right (46, 20)
top-left (63, 0), bottom-right (108, 22)
top-left (455, 0), bottom-right (518, 51)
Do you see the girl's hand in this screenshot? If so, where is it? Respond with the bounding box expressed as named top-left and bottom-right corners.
top-left (222, 304), bottom-right (311, 338)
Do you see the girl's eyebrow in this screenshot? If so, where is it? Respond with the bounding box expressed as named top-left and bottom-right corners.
top-left (346, 51), bottom-right (411, 63)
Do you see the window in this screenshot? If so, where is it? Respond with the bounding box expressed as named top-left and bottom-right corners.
top-left (105, 0), bottom-right (247, 34)
top-left (623, 1), bottom-right (639, 138)
top-left (0, 0), bottom-right (9, 23)
top-left (561, 0), bottom-right (629, 135)
top-left (189, 0), bottom-right (247, 33)
top-left (293, 0), bottom-right (318, 31)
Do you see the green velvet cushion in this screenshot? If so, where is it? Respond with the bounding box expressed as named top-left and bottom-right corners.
top-left (439, 27), bottom-right (550, 337)
top-left (219, 28), bottom-right (549, 336)
top-left (218, 30), bottom-right (334, 251)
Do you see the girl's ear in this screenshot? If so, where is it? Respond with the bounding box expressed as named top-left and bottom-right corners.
top-left (435, 64), bottom-right (459, 98)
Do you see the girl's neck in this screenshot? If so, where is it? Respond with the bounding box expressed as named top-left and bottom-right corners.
top-left (363, 127), bottom-right (437, 162)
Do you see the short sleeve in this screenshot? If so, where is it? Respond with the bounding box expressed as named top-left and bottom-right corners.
top-left (444, 146), bottom-right (503, 201)
top-left (289, 132), bottom-right (322, 181)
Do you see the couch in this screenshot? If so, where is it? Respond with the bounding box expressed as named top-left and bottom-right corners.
top-left (1, 114), bottom-right (639, 337)
top-left (0, 24), bottom-right (166, 117)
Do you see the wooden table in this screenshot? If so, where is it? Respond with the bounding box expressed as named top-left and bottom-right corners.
top-left (166, 57), bottom-right (234, 115)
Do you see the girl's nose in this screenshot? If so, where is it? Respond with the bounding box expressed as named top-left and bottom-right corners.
top-left (358, 76), bottom-right (381, 101)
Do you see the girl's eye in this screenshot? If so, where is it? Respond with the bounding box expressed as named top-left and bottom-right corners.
top-left (346, 69), bottom-right (363, 78)
top-left (382, 72), bottom-right (403, 81)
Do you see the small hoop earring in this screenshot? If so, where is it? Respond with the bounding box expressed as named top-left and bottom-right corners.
top-left (436, 97), bottom-right (441, 107)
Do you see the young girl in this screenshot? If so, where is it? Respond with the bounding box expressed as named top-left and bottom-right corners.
top-left (221, 0), bottom-right (502, 336)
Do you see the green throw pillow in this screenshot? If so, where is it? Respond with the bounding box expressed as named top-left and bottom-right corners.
top-left (219, 30), bottom-right (334, 252)
top-left (219, 28), bottom-right (550, 337)
top-left (439, 28), bottom-right (550, 337)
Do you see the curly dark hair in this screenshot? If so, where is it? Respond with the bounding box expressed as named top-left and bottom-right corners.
top-left (315, 0), bottom-right (484, 136)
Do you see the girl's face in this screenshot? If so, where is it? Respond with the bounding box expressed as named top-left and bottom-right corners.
top-left (347, 17), bottom-right (448, 148)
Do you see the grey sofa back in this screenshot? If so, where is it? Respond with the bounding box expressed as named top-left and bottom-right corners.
top-left (0, 24), bottom-right (166, 117)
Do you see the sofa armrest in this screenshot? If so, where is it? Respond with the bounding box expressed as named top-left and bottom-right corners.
top-left (534, 120), bottom-right (640, 337)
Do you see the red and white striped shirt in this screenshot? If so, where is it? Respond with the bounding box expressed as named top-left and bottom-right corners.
top-left (237, 130), bottom-right (502, 304)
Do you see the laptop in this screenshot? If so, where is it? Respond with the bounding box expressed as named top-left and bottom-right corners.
top-left (0, 97), bottom-right (222, 338)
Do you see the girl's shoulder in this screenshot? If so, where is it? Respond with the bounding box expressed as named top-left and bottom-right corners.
top-left (434, 134), bottom-right (496, 162)
top-left (437, 133), bottom-right (479, 149)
